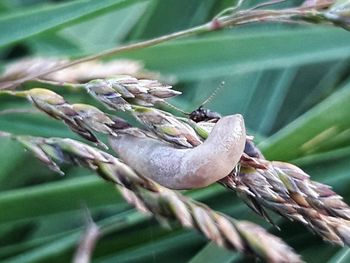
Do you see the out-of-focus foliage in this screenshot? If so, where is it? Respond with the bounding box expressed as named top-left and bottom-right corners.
top-left (0, 0), bottom-right (350, 262)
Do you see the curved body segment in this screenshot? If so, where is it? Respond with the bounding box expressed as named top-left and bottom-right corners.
top-left (110, 114), bottom-right (246, 189)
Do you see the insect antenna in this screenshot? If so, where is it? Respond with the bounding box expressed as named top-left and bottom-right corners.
top-left (162, 100), bottom-right (190, 115)
top-left (200, 81), bottom-right (225, 107)
top-left (162, 81), bottom-right (226, 122)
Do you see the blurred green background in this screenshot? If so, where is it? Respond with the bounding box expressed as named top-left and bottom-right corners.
top-left (1, 0), bottom-right (350, 262)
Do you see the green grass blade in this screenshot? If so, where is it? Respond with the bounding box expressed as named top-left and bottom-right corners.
top-left (188, 242), bottom-right (239, 263)
top-left (118, 28), bottom-right (350, 81)
top-left (260, 80), bottom-right (350, 160)
top-left (0, 176), bottom-right (122, 224)
top-left (0, 0), bottom-right (145, 48)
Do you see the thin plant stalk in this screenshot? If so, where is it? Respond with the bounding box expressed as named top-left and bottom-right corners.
top-left (1, 132), bottom-right (302, 263)
top-left (0, 2), bottom-right (332, 90)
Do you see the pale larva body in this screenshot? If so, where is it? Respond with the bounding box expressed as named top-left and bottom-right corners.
top-left (109, 114), bottom-right (246, 189)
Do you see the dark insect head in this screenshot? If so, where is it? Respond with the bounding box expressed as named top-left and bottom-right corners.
top-left (189, 106), bottom-right (221, 122)
top-left (163, 81), bottom-right (224, 122)
top-left (166, 81), bottom-right (258, 161)
top-left (188, 81), bottom-right (225, 122)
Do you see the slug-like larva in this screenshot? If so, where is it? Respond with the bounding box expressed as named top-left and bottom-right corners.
top-left (109, 114), bottom-right (246, 189)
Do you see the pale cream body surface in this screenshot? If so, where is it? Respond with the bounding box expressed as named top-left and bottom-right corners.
top-left (110, 114), bottom-right (246, 189)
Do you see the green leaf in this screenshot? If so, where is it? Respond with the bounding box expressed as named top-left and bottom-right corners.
top-left (0, 176), bottom-right (121, 224)
top-left (255, 67), bottom-right (298, 134)
top-left (188, 242), bottom-right (239, 263)
top-left (2, 211), bottom-right (146, 263)
top-left (117, 27), bottom-right (350, 81)
top-left (0, 137), bottom-right (24, 182)
top-left (59, 1), bottom-right (149, 54)
top-left (0, 0), bottom-right (145, 48)
top-left (328, 248), bottom-right (350, 263)
top-left (129, 0), bottom-right (216, 39)
top-left (94, 230), bottom-right (202, 263)
top-left (260, 80), bottom-right (350, 160)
